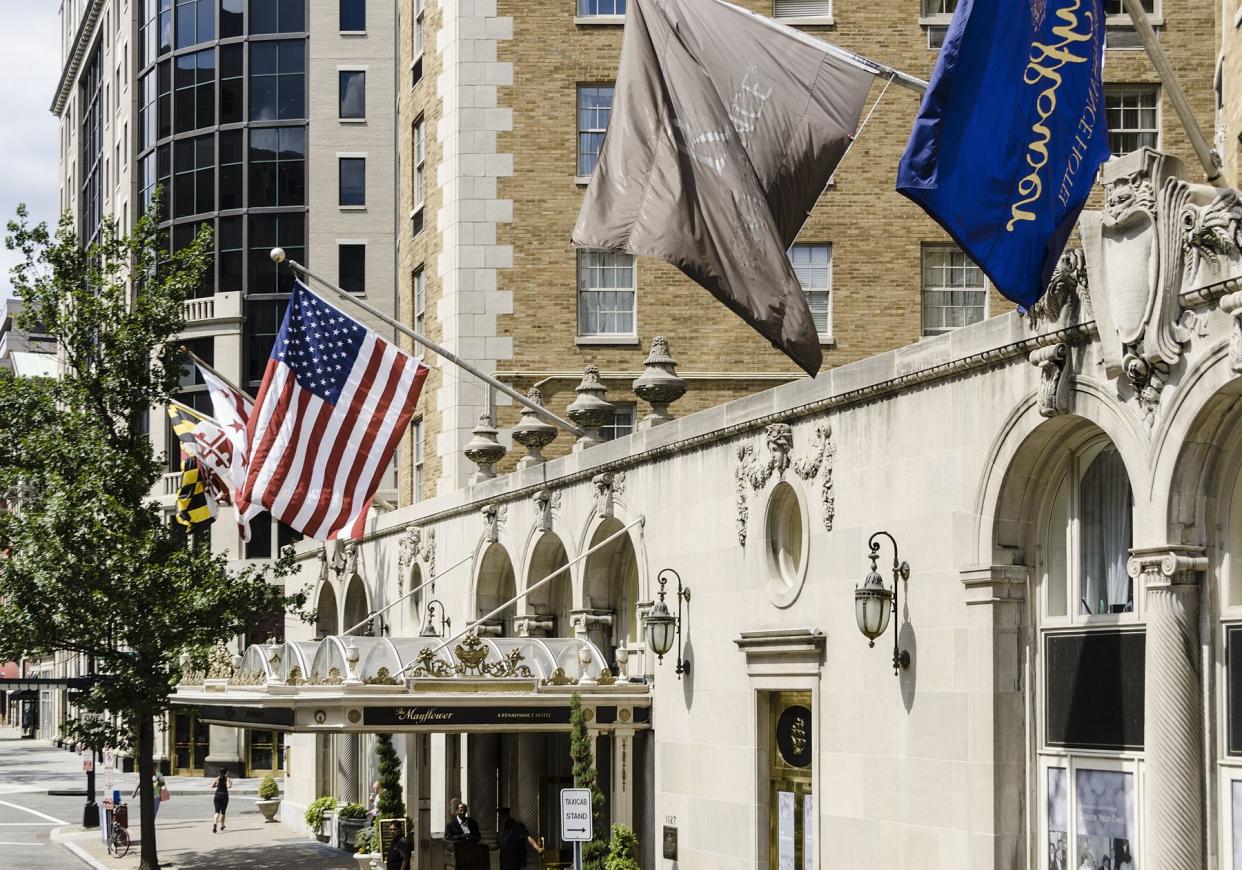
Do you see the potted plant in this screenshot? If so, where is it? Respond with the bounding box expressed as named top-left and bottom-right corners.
top-left (353, 823), bottom-right (381, 869)
top-left (305, 796), bottom-right (337, 842)
top-left (604, 824), bottom-right (640, 870)
top-left (336, 802), bottom-right (369, 851)
top-left (255, 774), bottom-right (281, 823)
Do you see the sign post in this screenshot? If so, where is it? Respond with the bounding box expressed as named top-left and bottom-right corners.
top-left (560, 787), bottom-right (593, 870)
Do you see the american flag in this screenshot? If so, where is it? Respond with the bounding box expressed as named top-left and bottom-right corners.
top-left (237, 280), bottom-right (429, 541)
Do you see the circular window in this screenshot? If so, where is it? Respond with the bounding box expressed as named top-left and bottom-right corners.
top-left (764, 481), bottom-right (808, 607)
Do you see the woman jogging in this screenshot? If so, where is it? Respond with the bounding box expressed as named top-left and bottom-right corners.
top-left (211, 767), bottom-right (232, 832)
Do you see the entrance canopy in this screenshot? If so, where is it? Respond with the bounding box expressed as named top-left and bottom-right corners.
top-left (173, 631), bottom-right (652, 734)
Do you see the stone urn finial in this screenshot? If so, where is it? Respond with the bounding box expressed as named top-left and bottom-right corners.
top-left (464, 413), bottom-right (506, 482)
top-left (632, 336), bottom-right (686, 428)
top-left (511, 386), bottom-right (558, 468)
top-left (566, 365), bottom-right (614, 451)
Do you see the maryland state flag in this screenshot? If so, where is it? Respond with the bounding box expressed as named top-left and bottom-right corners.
top-left (175, 454), bottom-right (218, 529)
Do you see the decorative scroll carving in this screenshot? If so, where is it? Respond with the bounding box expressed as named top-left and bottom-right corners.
top-left (593, 473), bottom-right (618, 519)
top-left (364, 667), bottom-right (401, 686)
top-left (408, 649), bottom-right (453, 678)
top-left (1030, 343), bottom-right (1071, 417)
top-left (596, 668), bottom-right (616, 686)
top-left (308, 667), bottom-right (344, 686)
top-left (397, 527), bottom-right (422, 573)
top-left (286, 667), bottom-right (305, 686)
top-left (735, 421), bottom-right (836, 542)
top-left (1027, 249), bottom-right (1089, 330)
top-left (792, 423), bottom-right (836, 532)
top-left (1221, 290), bottom-right (1242, 373)
top-left (229, 670), bottom-right (266, 687)
top-left (481, 503), bottom-right (506, 544)
top-left (206, 643), bottom-right (232, 679)
top-left (424, 528), bottom-right (436, 580)
top-left (331, 540), bottom-right (359, 579)
top-left (1181, 188), bottom-right (1242, 279)
top-left (533, 489), bottom-right (562, 533)
top-left (179, 669), bottom-right (205, 686)
top-left (407, 633), bottom-right (534, 679)
top-left (1123, 352), bottom-right (1169, 428)
top-left (541, 667), bottom-right (578, 687)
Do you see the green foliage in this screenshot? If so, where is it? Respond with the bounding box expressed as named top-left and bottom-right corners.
top-left (305, 796), bottom-right (337, 831)
top-left (353, 824), bottom-right (377, 854)
top-left (0, 202), bottom-right (308, 868)
top-left (570, 692), bottom-right (608, 869)
top-left (604, 825), bottom-right (640, 870)
top-left (337, 802), bottom-right (368, 820)
top-left (375, 733), bottom-right (406, 819)
top-left (257, 775), bottom-right (280, 801)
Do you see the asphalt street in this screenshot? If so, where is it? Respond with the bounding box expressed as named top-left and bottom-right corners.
top-left (0, 730), bottom-right (217, 869)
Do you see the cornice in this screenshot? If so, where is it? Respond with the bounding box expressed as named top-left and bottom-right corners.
top-left (50, 0), bottom-right (105, 117)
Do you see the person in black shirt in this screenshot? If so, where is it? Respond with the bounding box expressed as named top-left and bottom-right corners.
top-left (445, 801), bottom-right (481, 843)
top-left (495, 807), bottom-right (542, 870)
top-left (386, 829), bottom-right (412, 870)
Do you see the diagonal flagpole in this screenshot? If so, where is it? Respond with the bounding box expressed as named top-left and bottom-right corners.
top-left (270, 248), bottom-right (587, 438)
top-left (1120, 0), bottom-right (1222, 184)
top-left (180, 346), bottom-right (256, 404)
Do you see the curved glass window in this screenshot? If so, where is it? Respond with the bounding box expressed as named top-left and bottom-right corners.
top-left (141, 0), bottom-right (173, 68)
top-left (250, 41), bottom-right (306, 121)
top-left (176, 0), bottom-right (216, 49)
top-left (250, 0), bottom-right (306, 35)
top-left (173, 134), bottom-right (215, 218)
top-left (249, 126), bottom-right (306, 207)
top-left (221, 0), bottom-right (244, 38)
top-left (174, 49), bottom-right (216, 134)
top-left (220, 43), bottom-right (244, 124)
top-left (219, 129), bottom-right (244, 210)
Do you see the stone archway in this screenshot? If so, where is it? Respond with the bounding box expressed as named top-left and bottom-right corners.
top-left (580, 518), bottom-right (639, 664)
top-left (342, 575), bottom-right (369, 635)
top-left (315, 582), bottom-right (339, 639)
top-left (476, 544), bottom-right (517, 636)
top-left (525, 533), bottom-right (572, 637)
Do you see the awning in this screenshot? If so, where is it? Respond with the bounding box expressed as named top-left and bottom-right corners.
top-left (172, 631), bottom-right (652, 734)
top-left (7, 689), bottom-right (39, 701)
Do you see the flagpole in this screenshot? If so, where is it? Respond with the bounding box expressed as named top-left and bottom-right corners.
top-left (270, 249), bottom-right (587, 439)
top-left (181, 347), bottom-right (256, 404)
top-left (1120, 0), bottom-right (1223, 184)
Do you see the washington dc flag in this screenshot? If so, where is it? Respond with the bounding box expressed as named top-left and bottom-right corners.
top-left (237, 280), bottom-right (428, 541)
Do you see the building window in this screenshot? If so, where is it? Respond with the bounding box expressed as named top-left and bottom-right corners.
top-left (247, 212), bottom-right (305, 298)
top-left (243, 299), bottom-right (288, 388)
top-left (412, 117), bottom-right (426, 234)
top-left (577, 250), bottom-right (636, 336)
top-left (601, 405), bottom-right (636, 441)
top-left (249, 125), bottom-right (306, 207)
top-left (220, 0), bottom-right (244, 38)
top-left (578, 0), bottom-right (625, 15)
top-left (139, 143), bottom-right (171, 217)
top-left (250, 40), bottom-right (306, 122)
top-left (249, 0), bottom-right (305, 34)
top-left (173, 220), bottom-right (215, 296)
top-left (1105, 88), bottom-right (1158, 156)
top-left (245, 510), bottom-right (273, 559)
top-left (774, 0), bottom-right (831, 18)
top-left (339, 70), bottom-right (366, 119)
top-left (413, 267), bottom-right (426, 334)
top-left (216, 129), bottom-right (243, 210)
top-left (789, 243), bottom-right (831, 337)
top-left (1103, 0), bottom-right (1154, 14)
top-left (141, 0), bottom-right (174, 68)
top-left (175, 0), bottom-right (215, 49)
top-left (173, 134), bottom-right (214, 218)
top-left (577, 85), bottom-right (613, 177)
top-left (339, 157), bottom-right (366, 206)
top-left (921, 245), bottom-right (986, 336)
top-left (173, 48), bottom-right (215, 134)
top-left (168, 337), bottom-right (215, 471)
top-left (921, 0), bottom-right (956, 13)
top-left (339, 244), bottom-right (366, 293)
top-left (219, 43), bottom-right (244, 125)
top-left (412, 417), bottom-right (424, 502)
top-left (218, 215), bottom-right (243, 292)
top-left (80, 48), bottom-right (104, 246)
top-left (412, 0), bottom-right (425, 86)
top-left (340, 0), bottom-right (366, 31)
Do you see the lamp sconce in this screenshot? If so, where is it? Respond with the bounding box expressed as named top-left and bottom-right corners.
top-left (420, 600), bottom-right (450, 638)
top-left (854, 531), bottom-right (912, 676)
top-left (643, 568), bottom-right (691, 678)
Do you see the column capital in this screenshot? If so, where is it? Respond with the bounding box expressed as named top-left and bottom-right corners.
top-left (1127, 546), bottom-right (1208, 589)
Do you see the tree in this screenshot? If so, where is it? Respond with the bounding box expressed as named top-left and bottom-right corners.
top-left (0, 204), bottom-right (305, 870)
top-left (569, 692), bottom-right (607, 869)
top-left (604, 824), bottom-right (640, 870)
top-left (375, 733), bottom-right (406, 819)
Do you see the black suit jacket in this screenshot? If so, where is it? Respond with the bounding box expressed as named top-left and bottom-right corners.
top-left (445, 816), bottom-right (481, 843)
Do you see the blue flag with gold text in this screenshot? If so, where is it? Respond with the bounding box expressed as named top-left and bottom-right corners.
top-left (897, 0), bottom-right (1109, 309)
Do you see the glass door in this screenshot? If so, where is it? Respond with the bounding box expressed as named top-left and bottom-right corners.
top-left (768, 692), bottom-right (813, 870)
top-left (172, 708), bottom-right (209, 776)
top-left (248, 729), bottom-right (285, 777)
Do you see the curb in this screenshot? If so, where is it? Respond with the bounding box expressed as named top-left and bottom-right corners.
top-left (63, 841), bottom-right (109, 870)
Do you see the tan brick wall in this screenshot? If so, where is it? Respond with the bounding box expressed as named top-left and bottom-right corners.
top-left (397, 0), bottom-right (448, 507)
top-left (403, 0), bottom-right (1219, 476)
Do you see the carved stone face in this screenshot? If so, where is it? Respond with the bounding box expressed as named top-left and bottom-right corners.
top-left (1105, 172), bottom-right (1155, 224)
top-left (766, 423), bottom-right (793, 456)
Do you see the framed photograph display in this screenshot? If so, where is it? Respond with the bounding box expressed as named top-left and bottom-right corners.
top-left (1040, 757), bottom-right (1139, 870)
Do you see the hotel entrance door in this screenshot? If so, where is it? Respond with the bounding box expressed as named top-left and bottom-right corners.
top-left (172, 708), bottom-right (209, 776)
top-left (768, 692), bottom-right (813, 870)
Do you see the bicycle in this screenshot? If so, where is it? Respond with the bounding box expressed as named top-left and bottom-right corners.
top-left (107, 801), bottom-right (131, 858)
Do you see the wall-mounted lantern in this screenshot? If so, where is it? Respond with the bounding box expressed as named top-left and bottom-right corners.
top-left (644, 569), bottom-right (691, 678)
top-left (420, 600), bottom-right (450, 638)
top-left (854, 531), bottom-right (911, 675)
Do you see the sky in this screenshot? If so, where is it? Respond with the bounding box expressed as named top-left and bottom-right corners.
top-left (0, 5), bottom-right (62, 300)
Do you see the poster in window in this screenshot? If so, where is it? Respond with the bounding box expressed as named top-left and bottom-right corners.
top-left (1233, 780), bottom-right (1242, 870)
top-left (1075, 769), bottom-right (1135, 870)
top-left (1048, 767), bottom-right (1068, 870)
top-left (803, 793), bottom-right (814, 870)
top-left (777, 790), bottom-right (795, 870)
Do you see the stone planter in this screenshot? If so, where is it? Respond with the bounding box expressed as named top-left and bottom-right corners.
top-left (353, 853), bottom-right (381, 870)
top-left (337, 815), bottom-right (367, 851)
top-left (315, 811), bottom-right (335, 844)
top-left (255, 798), bottom-right (280, 823)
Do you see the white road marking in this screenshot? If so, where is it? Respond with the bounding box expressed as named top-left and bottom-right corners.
top-left (0, 800), bottom-right (69, 825)
top-left (0, 841), bottom-right (43, 845)
top-left (0, 821), bottom-right (58, 825)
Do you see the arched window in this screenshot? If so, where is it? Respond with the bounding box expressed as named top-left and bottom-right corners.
top-left (527, 534), bottom-right (572, 637)
top-left (1037, 440), bottom-right (1141, 869)
top-left (476, 544), bottom-right (516, 637)
top-left (582, 519), bottom-right (640, 664)
top-left (315, 583), bottom-right (339, 639)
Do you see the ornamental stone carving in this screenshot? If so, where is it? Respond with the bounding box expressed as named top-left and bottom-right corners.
top-left (481, 503), bottom-right (507, 544)
top-left (205, 643), bottom-right (233, 680)
top-left (1030, 343), bottom-right (1071, 418)
top-left (1220, 290), bottom-right (1242, 373)
top-left (593, 472), bottom-right (621, 519)
top-left (331, 540), bottom-right (359, 579)
top-left (632, 336), bottom-right (687, 428)
top-left (735, 421), bottom-right (836, 544)
top-left (533, 488), bottom-right (562, 532)
top-left (566, 365), bottom-right (614, 450)
top-left (511, 387), bottom-right (558, 468)
top-left (464, 414), bottom-right (506, 482)
top-left (1079, 148), bottom-right (1237, 427)
top-left (1027, 248), bottom-right (1089, 330)
top-left (397, 526), bottom-right (422, 575)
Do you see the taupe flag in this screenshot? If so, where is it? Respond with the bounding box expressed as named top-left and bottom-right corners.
top-left (571, 0), bottom-right (876, 376)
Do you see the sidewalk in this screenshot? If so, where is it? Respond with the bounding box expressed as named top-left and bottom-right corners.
top-left (53, 809), bottom-right (359, 869)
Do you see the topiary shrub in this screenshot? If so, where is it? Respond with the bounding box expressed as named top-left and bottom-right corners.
top-left (375, 734), bottom-right (406, 819)
top-left (604, 824), bottom-right (640, 870)
top-left (305, 796), bottom-right (337, 832)
top-left (354, 823), bottom-right (378, 854)
top-left (257, 774), bottom-right (279, 800)
top-left (337, 802), bottom-right (368, 820)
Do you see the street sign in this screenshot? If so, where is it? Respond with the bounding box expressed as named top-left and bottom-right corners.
top-left (559, 787), bottom-right (593, 842)
top-left (81, 751), bottom-right (94, 773)
top-left (102, 750), bottom-right (114, 791)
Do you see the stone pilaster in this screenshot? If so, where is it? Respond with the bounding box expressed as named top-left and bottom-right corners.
top-left (1129, 547), bottom-right (1208, 870)
top-left (336, 734), bottom-right (360, 803)
top-left (467, 734), bottom-right (499, 839)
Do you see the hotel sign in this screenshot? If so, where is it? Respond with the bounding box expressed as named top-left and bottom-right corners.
top-left (363, 705), bottom-right (573, 728)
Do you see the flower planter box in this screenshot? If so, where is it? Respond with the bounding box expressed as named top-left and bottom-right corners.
top-left (337, 815), bottom-right (368, 851)
top-left (256, 798), bottom-right (280, 823)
